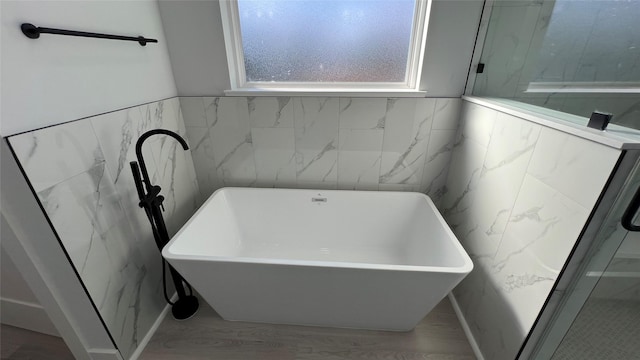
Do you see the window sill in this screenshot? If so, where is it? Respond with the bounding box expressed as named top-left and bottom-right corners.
top-left (224, 89), bottom-right (428, 98)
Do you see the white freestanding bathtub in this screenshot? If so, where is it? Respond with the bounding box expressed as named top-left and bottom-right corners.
top-left (163, 187), bottom-right (473, 331)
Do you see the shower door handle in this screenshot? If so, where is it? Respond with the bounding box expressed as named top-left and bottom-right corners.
top-left (622, 186), bottom-right (640, 231)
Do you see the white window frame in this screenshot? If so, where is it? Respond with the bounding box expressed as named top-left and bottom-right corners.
top-left (219, 0), bottom-right (432, 96)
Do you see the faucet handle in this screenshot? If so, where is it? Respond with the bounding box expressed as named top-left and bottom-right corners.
top-left (158, 195), bottom-right (165, 212)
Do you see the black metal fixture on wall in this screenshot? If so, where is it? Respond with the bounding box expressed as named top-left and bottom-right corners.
top-left (130, 129), bottom-right (199, 320)
top-left (20, 23), bottom-right (158, 46)
top-left (622, 185), bottom-right (640, 232)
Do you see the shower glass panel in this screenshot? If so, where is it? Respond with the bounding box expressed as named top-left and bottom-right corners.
top-left (550, 231), bottom-right (640, 359)
top-left (472, 0), bottom-right (640, 130)
top-left (528, 158), bottom-right (640, 360)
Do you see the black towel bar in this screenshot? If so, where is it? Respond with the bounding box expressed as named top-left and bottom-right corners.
top-left (21, 23), bottom-right (158, 46)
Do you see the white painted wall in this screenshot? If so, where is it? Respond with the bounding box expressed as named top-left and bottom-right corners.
top-left (1, 246), bottom-right (39, 304)
top-left (1, 245), bottom-right (60, 336)
top-left (0, 0), bottom-right (178, 136)
top-left (158, 0), bottom-right (483, 97)
top-left (419, 0), bottom-right (484, 96)
top-left (158, 0), bottom-right (231, 97)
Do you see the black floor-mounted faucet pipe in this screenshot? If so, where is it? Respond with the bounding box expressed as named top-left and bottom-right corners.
top-left (130, 129), bottom-right (199, 320)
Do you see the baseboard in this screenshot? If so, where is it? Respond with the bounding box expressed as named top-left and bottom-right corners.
top-left (88, 348), bottom-right (123, 360)
top-left (0, 297), bottom-right (59, 337)
top-left (127, 293), bottom-right (177, 360)
top-left (449, 293), bottom-right (485, 360)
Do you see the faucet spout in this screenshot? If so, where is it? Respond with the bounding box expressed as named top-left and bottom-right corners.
top-left (129, 129), bottom-right (199, 320)
top-left (134, 129), bottom-right (189, 192)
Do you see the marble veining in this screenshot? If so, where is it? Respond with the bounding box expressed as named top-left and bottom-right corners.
top-left (9, 121), bottom-right (106, 193)
top-left (206, 97), bottom-right (257, 187)
top-left (445, 100), bottom-right (621, 360)
top-left (9, 98), bottom-right (200, 360)
top-left (338, 129), bottom-right (384, 190)
top-left (248, 97), bottom-right (294, 128)
top-left (293, 98), bottom-right (339, 184)
top-left (252, 127), bottom-right (297, 188)
top-left (339, 98), bottom-right (387, 130)
top-left (379, 99), bottom-right (435, 185)
top-left (183, 96), bottom-right (462, 198)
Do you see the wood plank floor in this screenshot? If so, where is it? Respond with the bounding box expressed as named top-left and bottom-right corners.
top-left (141, 296), bottom-right (476, 360)
top-left (1, 325), bottom-right (74, 360)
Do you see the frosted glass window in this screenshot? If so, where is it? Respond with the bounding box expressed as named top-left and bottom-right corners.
top-left (237, 0), bottom-right (415, 83)
top-left (217, 0), bottom-right (429, 90)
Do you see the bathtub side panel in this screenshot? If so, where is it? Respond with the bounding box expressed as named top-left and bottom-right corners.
top-left (167, 258), bottom-right (467, 331)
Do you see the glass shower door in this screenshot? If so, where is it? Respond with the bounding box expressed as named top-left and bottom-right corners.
top-left (471, 0), bottom-right (640, 130)
top-left (550, 230), bottom-right (640, 359)
top-left (539, 168), bottom-right (640, 360)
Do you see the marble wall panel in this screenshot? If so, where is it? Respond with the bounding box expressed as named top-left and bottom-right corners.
top-left (251, 127), bottom-right (297, 188)
top-left (8, 98), bottom-right (200, 360)
top-left (206, 97), bottom-right (257, 187)
top-left (293, 97), bottom-right (340, 186)
top-left (528, 127), bottom-right (620, 209)
top-left (469, 113), bottom-right (542, 258)
top-left (248, 97), bottom-right (294, 128)
top-left (338, 129), bottom-right (384, 190)
top-left (492, 175), bottom-right (589, 334)
top-left (441, 102), bottom-right (496, 234)
top-left (181, 96), bottom-right (462, 201)
top-left (446, 100), bottom-right (622, 360)
top-left (379, 98), bottom-right (434, 186)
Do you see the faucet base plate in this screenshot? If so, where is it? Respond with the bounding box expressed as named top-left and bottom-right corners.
top-left (172, 295), bottom-right (199, 321)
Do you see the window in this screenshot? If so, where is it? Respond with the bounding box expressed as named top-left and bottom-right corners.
top-left (220, 0), bottom-right (431, 95)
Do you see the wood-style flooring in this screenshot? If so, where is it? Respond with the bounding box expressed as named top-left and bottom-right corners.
top-left (1, 325), bottom-right (74, 360)
top-left (140, 296), bottom-right (476, 360)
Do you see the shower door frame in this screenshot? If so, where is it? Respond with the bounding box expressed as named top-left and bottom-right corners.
top-left (520, 150), bottom-right (640, 359)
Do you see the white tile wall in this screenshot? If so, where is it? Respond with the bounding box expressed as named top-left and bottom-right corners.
top-left (380, 99), bottom-right (434, 185)
top-left (293, 98), bottom-right (340, 185)
top-left (10, 120), bottom-right (105, 193)
top-left (9, 98), bottom-right (201, 360)
top-left (182, 96), bottom-right (463, 202)
top-left (470, 113), bottom-right (542, 257)
top-left (446, 100), bottom-right (621, 360)
top-left (493, 175), bottom-right (589, 330)
top-left (338, 129), bottom-right (384, 190)
top-left (339, 98), bottom-right (386, 130)
top-left (527, 127), bottom-right (620, 209)
top-left (248, 97), bottom-right (294, 128)
top-left (252, 127), bottom-right (297, 188)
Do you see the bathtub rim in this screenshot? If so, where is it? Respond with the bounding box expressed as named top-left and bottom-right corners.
top-left (163, 187), bottom-right (474, 274)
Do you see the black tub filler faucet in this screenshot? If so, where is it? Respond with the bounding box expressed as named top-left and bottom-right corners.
top-left (130, 129), bottom-right (199, 320)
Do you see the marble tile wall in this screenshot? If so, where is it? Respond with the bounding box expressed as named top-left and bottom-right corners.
top-left (444, 100), bottom-right (622, 359)
top-left (180, 96), bottom-right (462, 202)
top-left (8, 98), bottom-right (201, 360)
